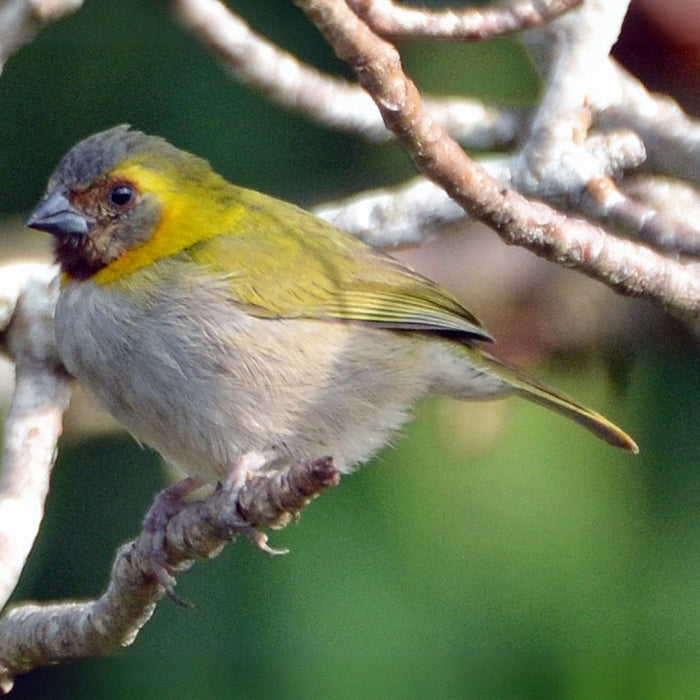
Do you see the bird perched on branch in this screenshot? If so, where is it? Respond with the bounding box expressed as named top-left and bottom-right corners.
top-left (27, 126), bottom-right (637, 490)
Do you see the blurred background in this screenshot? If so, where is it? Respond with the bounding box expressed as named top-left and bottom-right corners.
top-left (1, 1), bottom-right (698, 698)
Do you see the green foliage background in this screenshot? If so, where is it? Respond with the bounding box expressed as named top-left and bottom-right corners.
top-left (0, 2), bottom-right (698, 698)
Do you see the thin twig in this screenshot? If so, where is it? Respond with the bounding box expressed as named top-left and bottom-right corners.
top-left (0, 0), bottom-right (83, 71)
top-left (585, 177), bottom-right (700, 257)
top-left (173, 0), bottom-right (522, 149)
top-left (348, 0), bottom-right (582, 40)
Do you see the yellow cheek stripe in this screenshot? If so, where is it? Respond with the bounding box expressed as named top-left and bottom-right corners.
top-left (92, 162), bottom-right (245, 285)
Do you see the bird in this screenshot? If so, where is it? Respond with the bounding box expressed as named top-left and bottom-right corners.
top-left (26, 125), bottom-right (638, 492)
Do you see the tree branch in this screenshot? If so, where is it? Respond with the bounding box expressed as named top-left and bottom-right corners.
top-left (173, 0), bottom-right (522, 149)
top-left (515, 0), bottom-right (636, 198)
top-left (0, 0), bottom-right (83, 72)
top-left (174, 0), bottom-right (700, 268)
top-left (0, 456), bottom-right (340, 692)
top-left (597, 62), bottom-right (700, 184)
top-left (294, 0), bottom-right (699, 325)
top-left (347, 0), bottom-right (583, 40)
top-left (0, 264), bottom-right (70, 615)
top-left (584, 177), bottom-right (700, 257)
top-left (313, 157), bottom-right (511, 247)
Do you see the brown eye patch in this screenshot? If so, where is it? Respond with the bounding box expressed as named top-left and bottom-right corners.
top-left (71, 178), bottom-right (139, 217)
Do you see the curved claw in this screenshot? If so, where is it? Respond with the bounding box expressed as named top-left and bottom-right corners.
top-left (243, 527), bottom-right (289, 556)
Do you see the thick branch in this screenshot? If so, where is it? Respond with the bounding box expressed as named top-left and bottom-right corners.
top-left (0, 265), bottom-right (70, 613)
top-left (515, 0), bottom-right (632, 197)
top-left (523, 3), bottom-right (700, 188)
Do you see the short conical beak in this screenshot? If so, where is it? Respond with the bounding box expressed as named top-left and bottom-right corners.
top-left (25, 190), bottom-right (93, 236)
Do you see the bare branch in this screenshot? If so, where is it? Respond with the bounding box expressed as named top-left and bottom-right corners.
top-left (596, 62), bottom-right (700, 184)
top-left (0, 457), bottom-right (341, 691)
top-left (316, 151), bottom-right (700, 261)
top-left (348, 0), bottom-right (582, 40)
top-left (173, 0), bottom-right (521, 149)
top-left (513, 1), bottom-right (700, 253)
top-left (523, 4), bottom-right (700, 186)
top-left (313, 156), bottom-right (512, 247)
top-left (0, 264), bottom-right (70, 617)
top-left (173, 0), bottom-right (382, 139)
top-left (0, 0), bottom-right (83, 72)
top-left (514, 0), bottom-right (631, 197)
top-left (621, 175), bottom-right (700, 254)
top-left (294, 0), bottom-right (699, 325)
top-left (585, 177), bottom-right (700, 257)
top-left (316, 177), bottom-right (464, 247)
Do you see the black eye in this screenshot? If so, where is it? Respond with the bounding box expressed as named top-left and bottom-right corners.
top-left (109, 184), bottom-right (135, 207)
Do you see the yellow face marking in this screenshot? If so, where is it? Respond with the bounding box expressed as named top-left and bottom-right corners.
top-left (92, 161), bottom-right (245, 285)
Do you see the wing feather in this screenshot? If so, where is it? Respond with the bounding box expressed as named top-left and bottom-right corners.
top-left (185, 186), bottom-right (492, 343)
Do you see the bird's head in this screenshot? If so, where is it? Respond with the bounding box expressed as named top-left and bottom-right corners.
top-left (26, 125), bottom-right (229, 281)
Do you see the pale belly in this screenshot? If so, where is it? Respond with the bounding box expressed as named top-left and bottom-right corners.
top-left (55, 277), bottom-right (435, 482)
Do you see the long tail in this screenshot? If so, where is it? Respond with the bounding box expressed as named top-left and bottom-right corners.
top-left (480, 353), bottom-right (639, 453)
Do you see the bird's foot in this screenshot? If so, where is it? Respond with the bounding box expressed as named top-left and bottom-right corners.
top-left (140, 476), bottom-right (202, 605)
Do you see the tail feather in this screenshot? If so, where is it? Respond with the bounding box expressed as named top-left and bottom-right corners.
top-left (480, 353), bottom-right (639, 453)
